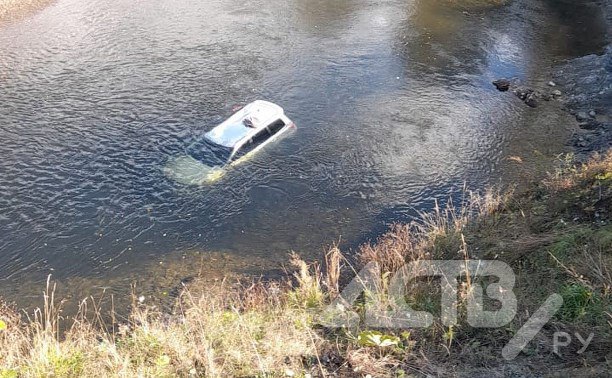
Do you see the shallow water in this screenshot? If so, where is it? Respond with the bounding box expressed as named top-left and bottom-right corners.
top-left (0, 0), bottom-right (607, 307)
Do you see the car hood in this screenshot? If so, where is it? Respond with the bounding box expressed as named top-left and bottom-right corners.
top-left (163, 155), bottom-right (225, 185)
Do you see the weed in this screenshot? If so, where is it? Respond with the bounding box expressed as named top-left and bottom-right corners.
top-left (558, 284), bottom-right (601, 322)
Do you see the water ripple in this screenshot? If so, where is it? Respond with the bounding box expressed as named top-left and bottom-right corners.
top-left (0, 0), bottom-right (591, 304)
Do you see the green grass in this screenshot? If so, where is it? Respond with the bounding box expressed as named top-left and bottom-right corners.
top-left (548, 226), bottom-right (594, 260)
top-left (558, 283), bottom-right (604, 322)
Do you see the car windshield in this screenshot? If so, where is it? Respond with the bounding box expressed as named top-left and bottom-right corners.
top-left (186, 138), bottom-right (232, 167)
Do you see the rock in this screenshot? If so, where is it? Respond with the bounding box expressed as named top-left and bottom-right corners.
top-left (576, 111), bottom-right (589, 121)
top-left (548, 81), bottom-right (556, 87)
top-left (552, 89), bottom-right (562, 98)
top-left (492, 79), bottom-right (511, 91)
top-left (555, 44), bottom-right (612, 161)
top-left (513, 87), bottom-right (531, 100)
top-left (525, 94), bottom-right (538, 108)
top-left (578, 120), bottom-right (601, 130)
top-left (542, 93), bottom-right (552, 101)
top-left (509, 86), bottom-right (543, 107)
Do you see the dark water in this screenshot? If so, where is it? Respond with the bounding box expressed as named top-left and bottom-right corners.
top-left (0, 0), bottom-right (607, 306)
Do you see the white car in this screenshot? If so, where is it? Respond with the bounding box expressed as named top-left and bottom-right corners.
top-left (164, 100), bottom-right (295, 185)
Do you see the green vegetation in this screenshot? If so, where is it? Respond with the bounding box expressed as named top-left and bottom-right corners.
top-left (0, 151), bottom-right (610, 376)
top-left (558, 283), bottom-right (602, 322)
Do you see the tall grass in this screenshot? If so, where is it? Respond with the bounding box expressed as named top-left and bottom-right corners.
top-left (0, 188), bottom-right (518, 377)
top-left (1, 278), bottom-right (323, 377)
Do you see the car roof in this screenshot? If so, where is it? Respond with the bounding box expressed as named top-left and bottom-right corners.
top-left (204, 100), bottom-right (284, 148)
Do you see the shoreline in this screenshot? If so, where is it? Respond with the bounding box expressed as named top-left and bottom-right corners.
top-left (1, 150), bottom-right (609, 376)
top-left (0, 0), bottom-right (54, 22)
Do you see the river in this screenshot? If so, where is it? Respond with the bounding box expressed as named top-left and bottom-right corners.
top-left (0, 0), bottom-right (608, 309)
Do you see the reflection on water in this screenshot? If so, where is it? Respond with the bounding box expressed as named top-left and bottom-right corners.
top-left (0, 0), bottom-right (607, 308)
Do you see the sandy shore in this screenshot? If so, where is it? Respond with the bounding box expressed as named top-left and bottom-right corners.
top-left (0, 0), bottom-right (55, 22)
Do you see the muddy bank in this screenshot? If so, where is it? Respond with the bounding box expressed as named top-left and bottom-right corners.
top-left (0, 0), bottom-right (54, 22)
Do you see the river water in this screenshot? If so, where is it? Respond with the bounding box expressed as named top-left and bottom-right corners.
top-left (0, 0), bottom-right (608, 308)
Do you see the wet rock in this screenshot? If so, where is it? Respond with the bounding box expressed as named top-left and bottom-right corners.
top-left (548, 81), bottom-right (556, 87)
top-left (493, 78), bottom-right (554, 108)
top-left (561, 43), bottom-right (612, 160)
top-left (511, 86), bottom-right (541, 107)
top-left (492, 79), bottom-right (511, 91)
top-left (570, 124), bottom-right (612, 163)
top-left (513, 87), bottom-right (531, 100)
top-left (576, 111), bottom-right (589, 121)
top-left (525, 94), bottom-right (538, 108)
top-left (579, 120), bottom-right (602, 130)
top-left (552, 89), bottom-right (562, 98)
top-left (554, 45), bottom-right (611, 111)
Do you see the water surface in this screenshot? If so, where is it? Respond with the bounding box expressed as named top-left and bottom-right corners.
top-left (0, 0), bottom-right (607, 307)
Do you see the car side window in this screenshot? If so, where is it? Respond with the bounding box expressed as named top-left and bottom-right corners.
top-left (267, 119), bottom-right (286, 135)
top-left (233, 128), bottom-right (270, 160)
top-left (231, 119), bottom-right (287, 162)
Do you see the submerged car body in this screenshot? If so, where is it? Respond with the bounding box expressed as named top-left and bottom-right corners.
top-left (204, 100), bottom-right (294, 166)
top-left (164, 100), bottom-right (294, 185)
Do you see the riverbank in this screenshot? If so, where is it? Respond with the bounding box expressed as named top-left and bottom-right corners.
top-left (1, 150), bottom-right (610, 377)
top-left (555, 0), bottom-right (612, 162)
top-left (0, 0), bottom-right (54, 22)
top-left (555, 44), bottom-right (612, 161)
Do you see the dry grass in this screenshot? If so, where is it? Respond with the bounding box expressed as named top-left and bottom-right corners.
top-left (359, 187), bottom-right (511, 272)
top-left (0, 151), bottom-right (610, 377)
top-left (0, 0), bottom-right (54, 21)
top-left (544, 150), bottom-right (612, 191)
top-left (1, 277), bottom-right (322, 377)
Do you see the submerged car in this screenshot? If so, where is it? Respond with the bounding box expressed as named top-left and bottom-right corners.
top-left (164, 100), bottom-right (295, 185)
